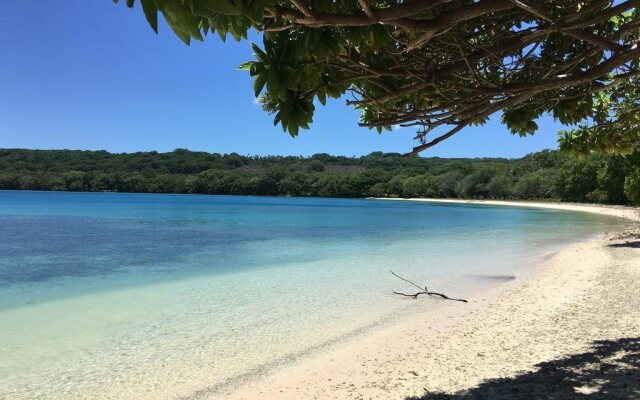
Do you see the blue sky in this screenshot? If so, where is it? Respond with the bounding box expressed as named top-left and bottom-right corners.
top-left (0, 1), bottom-right (565, 158)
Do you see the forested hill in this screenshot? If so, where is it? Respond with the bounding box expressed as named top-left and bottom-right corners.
top-left (0, 148), bottom-right (638, 205)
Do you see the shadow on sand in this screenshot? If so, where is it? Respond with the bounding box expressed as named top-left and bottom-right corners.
top-left (407, 337), bottom-right (640, 400)
top-left (608, 241), bottom-right (640, 249)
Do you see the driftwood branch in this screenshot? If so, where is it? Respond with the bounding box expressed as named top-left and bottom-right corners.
top-left (390, 270), bottom-right (468, 303)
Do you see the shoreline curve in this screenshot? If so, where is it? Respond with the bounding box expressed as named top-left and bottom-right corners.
top-left (223, 200), bottom-right (639, 399)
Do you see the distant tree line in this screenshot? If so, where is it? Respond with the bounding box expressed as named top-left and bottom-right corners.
top-left (0, 148), bottom-right (639, 205)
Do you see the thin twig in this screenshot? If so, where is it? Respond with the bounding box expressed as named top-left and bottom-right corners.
top-left (390, 270), bottom-right (468, 303)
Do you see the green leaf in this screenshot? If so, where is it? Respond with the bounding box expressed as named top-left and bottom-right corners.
top-left (173, 29), bottom-right (192, 45)
top-left (140, 0), bottom-right (158, 33)
top-left (251, 43), bottom-right (268, 63)
top-left (317, 92), bottom-right (326, 106)
top-left (237, 61), bottom-right (253, 71)
top-left (161, 1), bottom-right (203, 43)
top-left (244, 0), bottom-right (263, 23)
top-left (289, 124), bottom-right (299, 137)
top-left (192, 0), bottom-right (240, 16)
top-left (253, 74), bottom-right (268, 97)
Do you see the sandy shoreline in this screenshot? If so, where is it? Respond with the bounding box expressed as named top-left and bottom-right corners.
top-left (222, 200), bottom-right (639, 400)
top-left (375, 197), bottom-right (640, 223)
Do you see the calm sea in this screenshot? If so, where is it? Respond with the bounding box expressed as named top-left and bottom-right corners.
top-left (0, 191), bottom-right (619, 399)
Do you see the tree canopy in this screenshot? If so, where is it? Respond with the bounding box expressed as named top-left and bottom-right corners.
top-left (1, 148), bottom-right (639, 204)
top-left (115, 0), bottom-right (640, 156)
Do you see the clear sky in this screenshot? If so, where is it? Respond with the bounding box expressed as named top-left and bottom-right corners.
top-left (0, 1), bottom-right (566, 158)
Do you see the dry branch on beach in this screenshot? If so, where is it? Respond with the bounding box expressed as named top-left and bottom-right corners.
top-left (390, 270), bottom-right (468, 303)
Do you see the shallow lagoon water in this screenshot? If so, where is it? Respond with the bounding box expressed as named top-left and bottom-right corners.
top-left (0, 192), bottom-right (619, 398)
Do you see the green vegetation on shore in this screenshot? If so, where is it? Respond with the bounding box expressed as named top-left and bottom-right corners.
top-left (1, 148), bottom-right (639, 205)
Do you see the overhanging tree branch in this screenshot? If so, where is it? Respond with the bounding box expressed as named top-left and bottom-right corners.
top-left (115, 0), bottom-right (640, 156)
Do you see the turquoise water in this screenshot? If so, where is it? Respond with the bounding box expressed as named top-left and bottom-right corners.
top-left (0, 192), bottom-right (619, 399)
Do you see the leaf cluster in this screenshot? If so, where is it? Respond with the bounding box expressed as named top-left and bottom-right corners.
top-left (115, 0), bottom-right (640, 155)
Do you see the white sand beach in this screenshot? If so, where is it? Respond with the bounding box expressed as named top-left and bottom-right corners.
top-left (224, 200), bottom-right (640, 400)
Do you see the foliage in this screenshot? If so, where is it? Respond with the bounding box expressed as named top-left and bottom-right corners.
top-left (624, 152), bottom-right (640, 203)
top-left (1, 148), bottom-right (638, 204)
top-left (625, 170), bottom-right (640, 203)
top-left (559, 80), bottom-right (640, 157)
top-left (115, 0), bottom-right (640, 155)
top-left (514, 169), bottom-right (558, 199)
